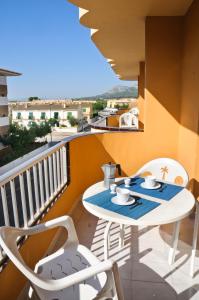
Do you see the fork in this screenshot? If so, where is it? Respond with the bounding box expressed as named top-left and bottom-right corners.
top-left (159, 183), bottom-right (166, 192)
top-left (129, 201), bottom-right (142, 210)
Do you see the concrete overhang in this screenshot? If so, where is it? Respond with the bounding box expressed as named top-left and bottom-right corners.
top-left (68, 0), bottom-right (193, 80)
top-left (0, 68), bottom-right (22, 77)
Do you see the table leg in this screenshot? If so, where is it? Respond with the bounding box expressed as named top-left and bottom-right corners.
top-left (190, 202), bottom-right (199, 277)
top-left (168, 220), bottom-right (181, 265)
top-left (104, 221), bottom-right (112, 260)
top-left (119, 224), bottom-right (125, 248)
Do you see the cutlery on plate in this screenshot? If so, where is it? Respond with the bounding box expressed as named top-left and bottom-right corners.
top-left (129, 201), bottom-right (142, 210)
top-left (159, 184), bottom-right (166, 192)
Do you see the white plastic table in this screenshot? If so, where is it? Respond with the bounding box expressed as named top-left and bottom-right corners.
top-left (82, 178), bottom-right (195, 264)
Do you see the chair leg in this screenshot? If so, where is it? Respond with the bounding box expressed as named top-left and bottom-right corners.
top-left (111, 262), bottom-right (124, 300)
top-left (168, 220), bottom-right (181, 265)
top-left (104, 222), bottom-right (112, 260)
top-left (119, 224), bottom-right (125, 249)
top-left (190, 202), bottom-right (199, 277)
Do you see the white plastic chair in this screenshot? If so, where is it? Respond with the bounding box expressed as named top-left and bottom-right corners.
top-left (134, 158), bottom-right (189, 187)
top-left (0, 216), bottom-right (124, 300)
top-left (190, 201), bottom-right (199, 277)
top-left (137, 158), bottom-right (189, 264)
top-left (117, 158), bottom-right (189, 265)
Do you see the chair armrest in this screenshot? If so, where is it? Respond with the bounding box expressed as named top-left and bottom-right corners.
top-left (29, 260), bottom-right (114, 291)
top-left (20, 215), bottom-right (79, 245)
top-left (0, 216), bottom-right (79, 284)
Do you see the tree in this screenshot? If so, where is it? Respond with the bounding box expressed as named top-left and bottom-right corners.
top-left (0, 122), bottom-right (52, 166)
top-left (28, 96), bottom-right (40, 101)
top-left (67, 115), bottom-right (78, 127)
top-left (114, 103), bottom-right (129, 109)
top-left (29, 122), bottom-right (51, 138)
top-left (48, 118), bottom-right (59, 127)
top-left (92, 100), bottom-right (107, 116)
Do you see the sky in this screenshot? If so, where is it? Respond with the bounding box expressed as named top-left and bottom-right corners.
top-left (1, 0), bottom-right (135, 99)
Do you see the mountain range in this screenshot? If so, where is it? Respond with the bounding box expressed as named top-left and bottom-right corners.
top-left (74, 84), bottom-right (138, 100)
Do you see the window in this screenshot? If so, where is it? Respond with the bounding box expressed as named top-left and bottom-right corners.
top-left (17, 112), bottom-right (21, 119)
top-left (82, 108), bottom-right (86, 112)
top-left (41, 112), bottom-right (46, 120)
top-left (67, 112), bottom-right (72, 118)
top-left (29, 112), bottom-right (34, 120)
top-left (54, 112), bottom-right (59, 119)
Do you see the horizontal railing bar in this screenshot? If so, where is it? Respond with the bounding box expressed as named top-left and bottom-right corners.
top-left (0, 132), bottom-right (108, 187)
top-left (0, 141), bottom-right (66, 186)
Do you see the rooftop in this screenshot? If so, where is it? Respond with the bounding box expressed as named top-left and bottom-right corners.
top-left (0, 68), bottom-right (21, 77)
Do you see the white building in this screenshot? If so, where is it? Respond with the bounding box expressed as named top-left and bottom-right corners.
top-left (11, 103), bottom-right (83, 128)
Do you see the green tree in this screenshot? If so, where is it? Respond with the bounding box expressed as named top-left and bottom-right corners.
top-left (0, 122), bottom-right (52, 166)
top-left (67, 115), bottom-right (78, 127)
top-left (114, 103), bottom-right (129, 109)
top-left (28, 96), bottom-right (40, 101)
top-left (48, 118), bottom-right (59, 127)
top-left (92, 100), bottom-right (107, 116)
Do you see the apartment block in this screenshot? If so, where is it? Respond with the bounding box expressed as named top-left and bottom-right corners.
top-left (0, 68), bottom-right (21, 136)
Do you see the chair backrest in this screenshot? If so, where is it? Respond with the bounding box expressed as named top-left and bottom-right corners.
top-left (135, 158), bottom-right (189, 187)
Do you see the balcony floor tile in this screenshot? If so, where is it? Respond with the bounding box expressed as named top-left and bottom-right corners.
top-left (72, 201), bottom-right (199, 300)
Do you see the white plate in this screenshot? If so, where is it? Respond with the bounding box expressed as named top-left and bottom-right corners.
top-left (140, 182), bottom-right (161, 190)
top-left (111, 196), bottom-right (135, 206)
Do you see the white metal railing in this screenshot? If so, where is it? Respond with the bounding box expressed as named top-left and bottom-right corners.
top-left (0, 140), bottom-right (69, 263)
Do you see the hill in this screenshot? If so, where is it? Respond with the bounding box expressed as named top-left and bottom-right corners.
top-left (74, 84), bottom-right (138, 100)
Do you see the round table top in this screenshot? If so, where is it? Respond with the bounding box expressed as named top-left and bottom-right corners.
top-left (82, 178), bottom-right (195, 226)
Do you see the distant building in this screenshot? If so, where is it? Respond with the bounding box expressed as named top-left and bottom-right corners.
top-left (0, 68), bottom-right (21, 136)
top-left (106, 98), bottom-right (137, 109)
top-left (9, 100), bottom-right (94, 127)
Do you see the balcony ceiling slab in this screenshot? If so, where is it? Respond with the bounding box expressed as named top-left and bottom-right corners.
top-left (69, 0), bottom-right (193, 80)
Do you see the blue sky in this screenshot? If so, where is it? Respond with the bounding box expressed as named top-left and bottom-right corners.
top-left (1, 0), bottom-right (135, 99)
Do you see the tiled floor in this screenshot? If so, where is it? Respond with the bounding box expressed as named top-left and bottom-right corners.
top-left (72, 201), bottom-right (199, 300)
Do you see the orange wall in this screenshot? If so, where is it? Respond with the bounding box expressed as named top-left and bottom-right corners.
top-left (107, 115), bottom-right (120, 127)
top-left (178, 0), bottom-right (199, 196)
top-left (144, 17), bottom-right (183, 161)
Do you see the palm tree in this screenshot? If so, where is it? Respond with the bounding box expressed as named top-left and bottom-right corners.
top-left (161, 166), bottom-right (169, 180)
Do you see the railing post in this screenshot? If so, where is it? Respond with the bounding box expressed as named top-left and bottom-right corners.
top-left (44, 158), bottom-right (50, 204)
top-left (26, 169), bottom-right (34, 223)
top-left (19, 173), bottom-right (28, 227)
top-left (62, 145), bottom-right (67, 184)
top-left (56, 150), bottom-right (61, 190)
top-left (10, 179), bottom-right (19, 227)
top-left (38, 162), bottom-right (45, 209)
top-left (48, 156), bottom-right (54, 198)
top-left (1, 186), bottom-right (9, 226)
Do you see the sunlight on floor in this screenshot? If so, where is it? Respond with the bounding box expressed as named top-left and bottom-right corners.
top-left (73, 202), bottom-right (199, 300)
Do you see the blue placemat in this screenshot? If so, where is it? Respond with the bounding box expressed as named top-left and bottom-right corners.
top-left (84, 189), bottom-right (160, 220)
top-left (120, 177), bottom-right (184, 201)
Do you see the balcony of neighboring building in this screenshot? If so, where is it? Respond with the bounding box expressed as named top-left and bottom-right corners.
top-left (0, 97), bottom-right (8, 106)
top-left (0, 116), bottom-right (9, 127)
top-left (91, 106), bottom-right (143, 132)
